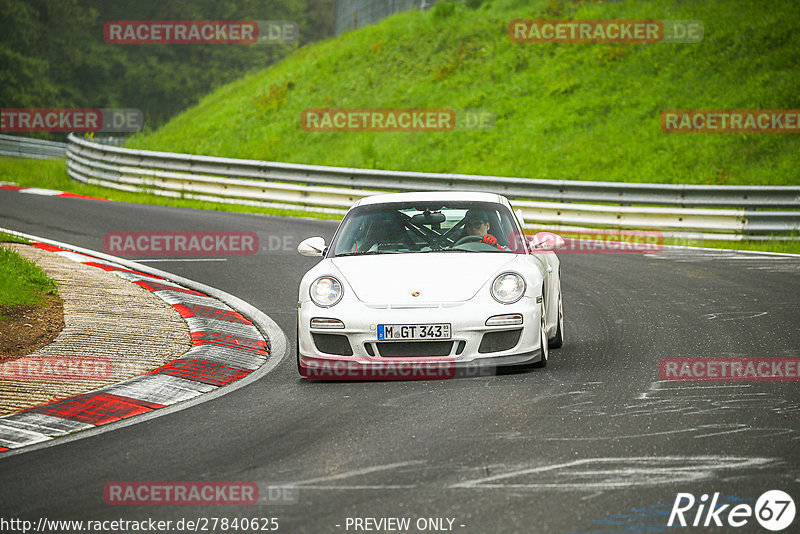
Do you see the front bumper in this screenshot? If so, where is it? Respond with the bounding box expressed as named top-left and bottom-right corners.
top-left (298, 295), bottom-right (544, 379)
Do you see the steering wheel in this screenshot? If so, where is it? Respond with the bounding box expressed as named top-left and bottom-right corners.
top-left (454, 235), bottom-right (484, 247)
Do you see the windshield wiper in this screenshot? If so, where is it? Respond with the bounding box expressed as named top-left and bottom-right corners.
top-left (418, 248), bottom-right (473, 253)
top-left (423, 248), bottom-right (510, 253)
top-left (334, 250), bottom-right (402, 257)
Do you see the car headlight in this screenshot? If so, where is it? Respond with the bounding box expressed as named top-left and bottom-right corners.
top-left (309, 276), bottom-right (343, 307)
top-left (491, 272), bottom-right (526, 304)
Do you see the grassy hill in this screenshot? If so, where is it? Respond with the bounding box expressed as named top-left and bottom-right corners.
top-left (127, 0), bottom-right (800, 186)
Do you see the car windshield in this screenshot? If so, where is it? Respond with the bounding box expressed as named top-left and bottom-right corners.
top-left (329, 201), bottom-right (526, 257)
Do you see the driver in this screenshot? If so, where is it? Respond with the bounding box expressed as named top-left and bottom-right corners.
top-left (462, 210), bottom-right (505, 249)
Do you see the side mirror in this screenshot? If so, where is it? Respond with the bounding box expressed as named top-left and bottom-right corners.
top-left (298, 236), bottom-right (326, 257)
top-left (515, 209), bottom-right (526, 229)
top-left (531, 232), bottom-right (565, 251)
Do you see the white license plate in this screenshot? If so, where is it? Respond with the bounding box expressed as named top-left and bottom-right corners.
top-left (377, 323), bottom-right (451, 341)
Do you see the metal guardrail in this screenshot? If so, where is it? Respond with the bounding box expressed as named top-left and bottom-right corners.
top-left (0, 134), bottom-right (67, 159)
top-left (65, 133), bottom-right (800, 239)
top-left (335, 0), bottom-right (436, 35)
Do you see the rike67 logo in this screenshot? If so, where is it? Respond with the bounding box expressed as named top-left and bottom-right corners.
top-left (669, 490), bottom-right (795, 531)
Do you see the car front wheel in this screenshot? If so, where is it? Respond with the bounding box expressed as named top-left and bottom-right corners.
top-left (532, 301), bottom-right (549, 368)
top-left (549, 287), bottom-right (564, 349)
top-left (296, 326), bottom-right (302, 375)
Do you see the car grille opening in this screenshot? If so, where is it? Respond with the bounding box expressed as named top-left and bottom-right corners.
top-left (478, 329), bottom-right (522, 354)
top-left (312, 333), bottom-right (353, 356)
top-left (376, 341), bottom-right (453, 357)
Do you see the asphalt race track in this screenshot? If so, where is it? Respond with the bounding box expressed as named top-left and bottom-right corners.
top-left (1, 191), bottom-right (799, 533)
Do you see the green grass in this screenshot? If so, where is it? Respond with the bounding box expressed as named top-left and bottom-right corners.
top-left (0, 158), bottom-right (70, 192)
top-left (125, 0), bottom-right (800, 186)
top-left (0, 231), bottom-right (29, 244)
top-left (0, 246), bottom-right (59, 312)
top-left (663, 237), bottom-right (800, 255)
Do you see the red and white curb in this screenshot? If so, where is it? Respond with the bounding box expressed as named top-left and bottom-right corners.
top-left (0, 183), bottom-right (107, 201)
top-left (0, 240), bottom-right (272, 452)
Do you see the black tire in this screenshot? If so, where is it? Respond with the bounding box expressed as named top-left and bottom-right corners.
top-left (549, 287), bottom-right (564, 349)
top-left (532, 302), bottom-right (549, 368)
top-left (296, 326), bottom-right (302, 375)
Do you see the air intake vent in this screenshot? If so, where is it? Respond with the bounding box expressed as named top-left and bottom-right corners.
top-left (478, 329), bottom-right (522, 354)
top-left (312, 333), bottom-right (353, 356)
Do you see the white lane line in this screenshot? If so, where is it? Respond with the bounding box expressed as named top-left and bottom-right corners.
top-left (0, 424), bottom-right (52, 448)
top-left (112, 271), bottom-right (183, 286)
top-left (54, 251), bottom-right (95, 262)
top-left (693, 427), bottom-right (795, 439)
top-left (657, 384), bottom-right (752, 390)
top-left (185, 317), bottom-right (261, 338)
top-left (18, 188), bottom-right (63, 196)
top-left (0, 413), bottom-right (93, 435)
top-left (451, 460), bottom-right (581, 488)
top-left (156, 291), bottom-right (230, 308)
top-left (100, 374), bottom-right (216, 405)
top-left (134, 258), bottom-right (228, 262)
top-left (543, 428), bottom-right (696, 441)
top-left (291, 460), bottom-right (425, 486)
top-left (295, 485), bottom-right (418, 490)
top-left (638, 381), bottom-right (751, 399)
top-left (449, 456), bottom-right (776, 489)
top-left (703, 311), bottom-right (768, 321)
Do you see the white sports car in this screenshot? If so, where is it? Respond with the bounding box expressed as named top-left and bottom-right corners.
top-left (296, 191), bottom-right (563, 380)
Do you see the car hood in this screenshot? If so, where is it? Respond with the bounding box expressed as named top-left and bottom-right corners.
top-left (331, 253), bottom-right (516, 304)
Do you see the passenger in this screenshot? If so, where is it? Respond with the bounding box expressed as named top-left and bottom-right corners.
top-left (361, 216), bottom-right (406, 251)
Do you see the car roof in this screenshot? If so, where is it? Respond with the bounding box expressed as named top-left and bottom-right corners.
top-left (352, 191), bottom-right (509, 208)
